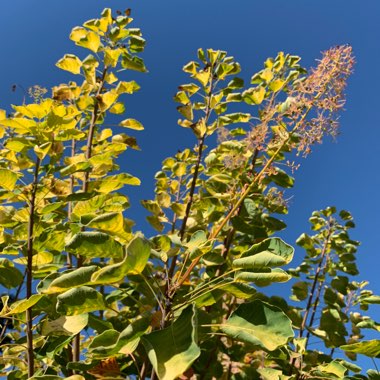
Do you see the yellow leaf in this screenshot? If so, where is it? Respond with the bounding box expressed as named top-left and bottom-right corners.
top-left (70, 27), bottom-right (101, 53)
top-left (0, 113), bottom-right (5, 137)
top-left (0, 117), bottom-right (36, 133)
top-left (14, 251), bottom-right (54, 266)
top-left (34, 142), bottom-right (52, 160)
top-left (194, 69), bottom-right (211, 86)
top-left (84, 31), bottom-right (101, 52)
top-left (77, 96), bottom-right (95, 110)
top-left (70, 27), bottom-right (87, 42)
top-left (116, 81), bottom-right (140, 94)
top-left (89, 173), bottom-right (140, 193)
top-left (0, 169), bottom-right (18, 191)
top-left (98, 128), bottom-right (113, 141)
top-left (119, 119), bottom-right (144, 130)
top-left (13, 208), bottom-right (29, 222)
top-left (56, 54), bottom-right (82, 74)
top-left (13, 99), bottom-right (54, 119)
top-left (104, 48), bottom-right (122, 67)
top-left (65, 153), bottom-right (86, 165)
top-left (101, 8), bottom-right (113, 27)
top-left (265, 58), bottom-right (274, 69)
top-left (105, 71), bottom-right (118, 84)
top-left (269, 79), bottom-right (285, 92)
top-left (110, 102), bottom-right (125, 114)
top-left (274, 51), bottom-right (286, 72)
top-left (261, 68), bottom-right (274, 82)
top-left (98, 91), bottom-right (119, 111)
top-left (252, 86), bottom-right (266, 104)
top-left (3, 294), bottom-right (43, 316)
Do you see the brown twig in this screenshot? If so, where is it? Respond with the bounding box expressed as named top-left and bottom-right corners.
top-left (67, 137), bottom-right (76, 268)
top-left (26, 156), bottom-right (41, 377)
top-left (299, 227), bottom-right (332, 338)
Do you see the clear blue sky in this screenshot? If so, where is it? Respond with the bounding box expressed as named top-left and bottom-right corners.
top-left (0, 0), bottom-right (379, 371)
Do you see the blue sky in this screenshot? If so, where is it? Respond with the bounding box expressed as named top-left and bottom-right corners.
top-left (0, 0), bottom-right (379, 371)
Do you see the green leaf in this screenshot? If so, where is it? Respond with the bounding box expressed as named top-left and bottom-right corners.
top-left (233, 238), bottom-right (294, 270)
top-left (242, 86), bottom-right (266, 105)
top-left (116, 80), bottom-right (140, 94)
top-left (171, 203), bottom-right (186, 218)
top-left (0, 258), bottom-right (23, 289)
top-left (44, 266), bottom-right (99, 294)
top-left (317, 361), bottom-right (347, 378)
top-left (56, 286), bottom-right (106, 316)
top-left (88, 313), bottom-right (113, 333)
top-left (234, 269), bottom-right (291, 286)
top-left (124, 234), bottom-right (151, 274)
top-left (89, 318), bottom-right (150, 357)
top-left (119, 118), bottom-right (144, 130)
top-left (222, 300), bottom-right (294, 351)
top-left (340, 340), bottom-right (380, 358)
top-left (320, 308), bottom-right (347, 347)
top-left (56, 54), bottom-right (82, 74)
top-left (368, 370), bottom-right (380, 380)
top-left (121, 54), bottom-right (147, 72)
top-left (218, 112), bottom-right (251, 127)
top-left (177, 104), bottom-right (193, 120)
top-left (217, 280), bottom-right (256, 299)
top-left (89, 329), bottom-right (119, 352)
top-left (142, 305), bottom-right (201, 380)
top-left (360, 295), bottom-right (380, 305)
top-left (185, 230), bottom-right (207, 259)
top-left (178, 83), bottom-right (200, 96)
top-left (233, 238), bottom-right (293, 286)
top-left (291, 281), bottom-right (309, 301)
top-left (91, 234), bottom-right (151, 283)
top-left (268, 168), bottom-right (294, 188)
top-left (14, 251), bottom-right (54, 267)
top-left (41, 314), bottom-right (89, 336)
top-left (88, 173), bottom-right (140, 193)
top-left (44, 336), bottom-right (73, 359)
top-left (71, 193), bottom-right (130, 219)
top-left (66, 232), bottom-right (124, 259)
top-left (0, 169), bottom-right (18, 191)
top-left (3, 294), bottom-right (44, 316)
top-left (227, 77), bottom-right (244, 89)
top-left (257, 368), bottom-right (283, 380)
top-left (87, 212), bottom-right (130, 240)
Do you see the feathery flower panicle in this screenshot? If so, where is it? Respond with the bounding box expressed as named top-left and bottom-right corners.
top-left (216, 46), bottom-right (354, 170)
top-left (28, 85), bottom-right (48, 103)
top-left (288, 45), bottom-right (355, 155)
top-left (246, 123), bottom-right (269, 152)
